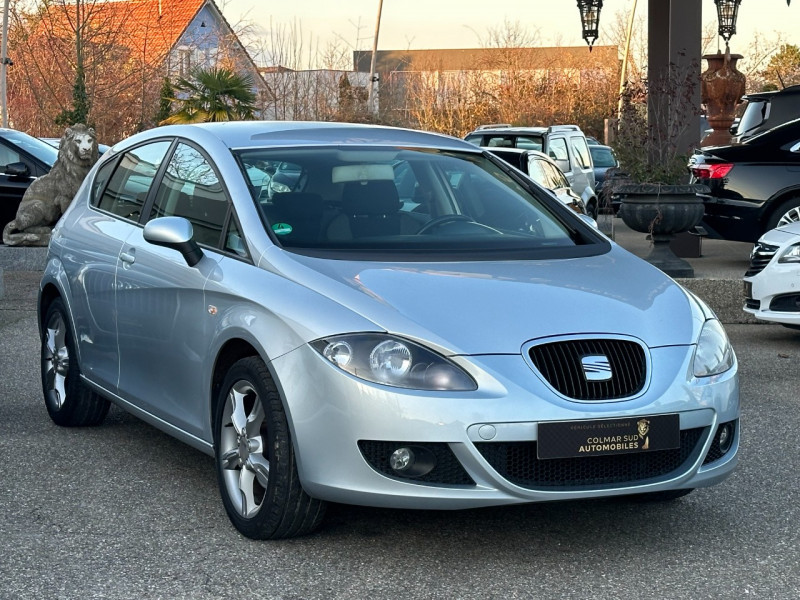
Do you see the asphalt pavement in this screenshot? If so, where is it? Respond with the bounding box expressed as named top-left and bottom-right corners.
top-left (1, 264), bottom-right (799, 599)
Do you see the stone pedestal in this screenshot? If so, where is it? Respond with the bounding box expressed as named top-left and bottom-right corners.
top-left (701, 50), bottom-right (746, 147)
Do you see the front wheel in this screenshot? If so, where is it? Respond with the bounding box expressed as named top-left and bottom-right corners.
top-left (214, 356), bottom-right (326, 539)
top-left (41, 298), bottom-right (110, 427)
top-left (766, 196), bottom-right (800, 232)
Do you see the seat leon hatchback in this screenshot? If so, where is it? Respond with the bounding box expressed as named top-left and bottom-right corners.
top-left (39, 121), bottom-right (739, 539)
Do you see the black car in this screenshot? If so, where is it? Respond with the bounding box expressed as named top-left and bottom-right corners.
top-left (0, 129), bottom-right (58, 235)
top-left (588, 144), bottom-right (619, 195)
top-left (688, 118), bottom-right (800, 243)
top-left (731, 84), bottom-right (800, 143)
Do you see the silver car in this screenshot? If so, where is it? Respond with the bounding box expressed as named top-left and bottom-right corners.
top-left (39, 122), bottom-right (739, 540)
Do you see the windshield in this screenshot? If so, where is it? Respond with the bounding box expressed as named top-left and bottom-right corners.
top-left (2, 130), bottom-right (59, 166)
top-left (236, 146), bottom-right (601, 258)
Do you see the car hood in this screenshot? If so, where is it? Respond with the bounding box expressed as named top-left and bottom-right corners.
top-left (759, 221), bottom-right (800, 246)
top-left (265, 245), bottom-right (705, 355)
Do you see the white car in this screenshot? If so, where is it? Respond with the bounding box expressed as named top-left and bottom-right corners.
top-left (743, 221), bottom-right (800, 328)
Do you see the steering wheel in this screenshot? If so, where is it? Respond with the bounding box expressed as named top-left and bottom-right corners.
top-left (416, 214), bottom-right (476, 234)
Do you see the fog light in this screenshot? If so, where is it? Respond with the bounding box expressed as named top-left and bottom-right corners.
top-left (390, 447), bottom-right (414, 472)
top-left (387, 445), bottom-right (437, 478)
top-left (718, 422), bottom-right (734, 454)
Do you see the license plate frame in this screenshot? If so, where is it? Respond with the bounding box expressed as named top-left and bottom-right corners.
top-left (537, 414), bottom-right (680, 460)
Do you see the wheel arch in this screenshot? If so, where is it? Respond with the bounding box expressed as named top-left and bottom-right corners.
top-left (210, 338), bottom-right (261, 431)
top-left (761, 190), bottom-right (800, 230)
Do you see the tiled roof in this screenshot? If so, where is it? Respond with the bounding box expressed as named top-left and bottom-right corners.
top-left (48, 0), bottom-right (206, 65)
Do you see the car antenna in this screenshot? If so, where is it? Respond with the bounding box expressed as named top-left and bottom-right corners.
top-left (776, 70), bottom-right (786, 89)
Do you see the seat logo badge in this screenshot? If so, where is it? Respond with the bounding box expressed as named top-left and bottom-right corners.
top-left (581, 355), bottom-right (611, 382)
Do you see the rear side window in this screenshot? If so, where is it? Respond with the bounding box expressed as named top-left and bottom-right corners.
top-left (95, 141), bottom-right (171, 221)
top-left (738, 100), bottom-right (768, 135)
top-left (149, 143), bottom-right (230, 248)
top-left (548, 137), bottom-right (569, 163)
top-left (571, 136), bottom-right (592, 169)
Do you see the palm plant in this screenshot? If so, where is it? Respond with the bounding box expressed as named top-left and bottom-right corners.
top-left (161, 67), bottom-right (257, 124)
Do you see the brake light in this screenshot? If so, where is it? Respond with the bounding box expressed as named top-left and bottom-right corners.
top-left (691, 163), bottom-right (734, 179)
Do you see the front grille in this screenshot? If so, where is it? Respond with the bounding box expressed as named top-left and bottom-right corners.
top-left (770, 294), bottom-right (800, 312)
top-left (745, 242), bottom-right (778, 276)
top-left (475, 428), bottom-right (705, 489)
top-left (528, 338), bottom-right (646, 400)
top-left (358, 440), bottom-right (475, 486)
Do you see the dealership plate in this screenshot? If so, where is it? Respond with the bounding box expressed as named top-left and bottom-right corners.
top-left (537, 414), bottom-right (680, 459)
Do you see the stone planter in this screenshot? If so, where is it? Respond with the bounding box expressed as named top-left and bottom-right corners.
top-left (617, 183), bottom-right (708, 278)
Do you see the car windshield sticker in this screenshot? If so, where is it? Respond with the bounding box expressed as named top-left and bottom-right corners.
top-left (272, 223), bottom-right (293, 236)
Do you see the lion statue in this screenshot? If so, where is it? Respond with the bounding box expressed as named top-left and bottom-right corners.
top-left (2, 123), bottom-right (99, 246)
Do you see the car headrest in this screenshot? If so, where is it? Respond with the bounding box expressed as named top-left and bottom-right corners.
top-left (341, 180), bottom-right (400, 216)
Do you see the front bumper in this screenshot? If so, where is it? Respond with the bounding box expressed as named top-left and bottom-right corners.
top-left (271, 343), bottom-right (740, 509)
top-left (744, 266), bottom-right (800, 326)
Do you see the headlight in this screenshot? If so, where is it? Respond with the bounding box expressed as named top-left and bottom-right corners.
top-left (778, 243), bottom-right (800, 264)
top-left (270, 180), bottom-right (292, 194)
top-left (311, 334), bottom-right (477, 391)
top-left (693, 319), bottom-right (735, 377)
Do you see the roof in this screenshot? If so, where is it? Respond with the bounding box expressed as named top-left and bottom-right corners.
top-left (44, 0), bottom-right (206, 65)
top-left (353, 46), bottom-right (619, 73)
top-left (114, 121), bottom-right (482, 153)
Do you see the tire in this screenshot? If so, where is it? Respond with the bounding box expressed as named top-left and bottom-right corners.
top-left (766, 196), bottom-right (800, 232)
top-left (41, 298), bottom-right (110, 427)
top-left (214, 356), bottom-right (326, 540)
top-left (626, 489), bottom-right (694, 502)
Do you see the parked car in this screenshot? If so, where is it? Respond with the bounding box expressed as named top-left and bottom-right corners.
top-left (688, 117), bottom-right (800, 243)
top-left (731, 84), bottom-right (800, 143)
top-left (743, 220), bottom-right (800, 329)
top-left (40, 121), bottom-right (739, 540)
top-left (585, 136), bottom-right (602, 146)
top-left (464, 124), bottom-right (597, 212)
top-left (588, 144), bottom-right (620, 196)
top-left (0, 129), bottom-right (58, 235)
top-left (485, 147), bottom-right (589, 217)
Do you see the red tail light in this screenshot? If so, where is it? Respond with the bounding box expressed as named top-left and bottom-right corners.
top-left (691, 163), bottom-right (733, 179)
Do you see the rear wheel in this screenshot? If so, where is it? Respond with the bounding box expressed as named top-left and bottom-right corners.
top-left (214, 356), bottom-right (326, 539)
top-left (766, 196), bottom-right (800, 232)
top-left (41, 298), bottom-right (110, 426)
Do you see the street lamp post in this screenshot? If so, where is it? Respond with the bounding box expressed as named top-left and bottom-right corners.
top-left (367, 0), bottom-right (384, 114)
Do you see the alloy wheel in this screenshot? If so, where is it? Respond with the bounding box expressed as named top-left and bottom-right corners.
top-left (42, 311), bottom-right (70, 410)
top-left (219, 379), bottom-right (271, 518)
top-left (777, 205), bottom-right (800, 228)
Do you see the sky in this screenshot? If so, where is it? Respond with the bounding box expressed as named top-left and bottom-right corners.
top-left (220, 0), bottom-right (799, 66)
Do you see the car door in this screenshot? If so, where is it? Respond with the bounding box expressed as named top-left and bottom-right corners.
top-left (0, 139), bottom-right (50, 233)
top-left (114, 141), bottom-right (233, 439)
top-left (60, 140), bottom-right (173, 391)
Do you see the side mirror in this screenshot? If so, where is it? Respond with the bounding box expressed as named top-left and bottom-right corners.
top-left (4, 162), bottom-right (30, 178)
top-left (143, 216), bottom-right (204, 267)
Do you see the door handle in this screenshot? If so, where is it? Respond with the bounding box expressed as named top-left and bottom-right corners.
top-left (120, 251), bottom-right (135, 265)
